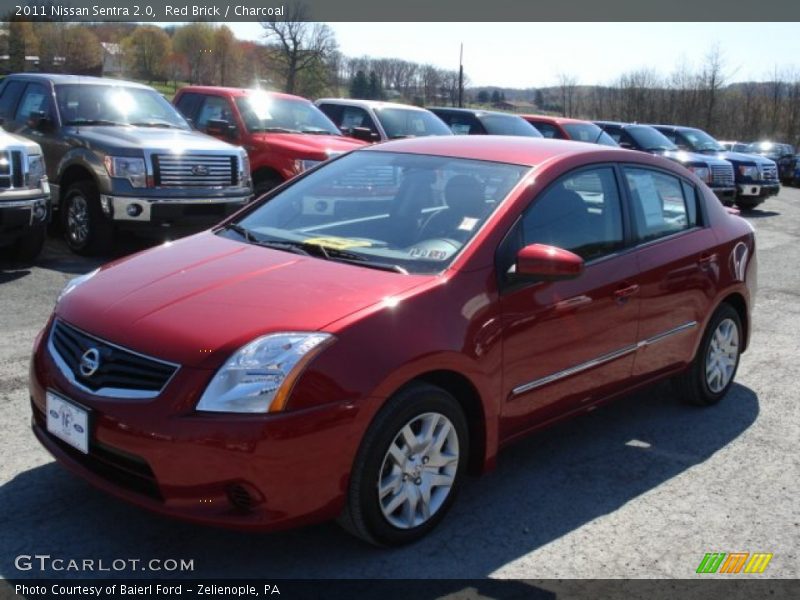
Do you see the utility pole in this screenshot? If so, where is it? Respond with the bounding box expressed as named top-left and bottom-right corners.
top-left (458, 43), bottom-right (464, 108)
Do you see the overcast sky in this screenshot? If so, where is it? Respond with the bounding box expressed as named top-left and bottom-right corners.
top-left (230, 22), bottom-right (800, 88)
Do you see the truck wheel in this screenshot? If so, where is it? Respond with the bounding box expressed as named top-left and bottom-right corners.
top-left (673, 303), bottom-right (742, 407)
top-left (11, 223), bottom-right (46, 265)
top-left (253, 174), bottom-right (283, 198)
top-left (62, 181), bottom-right (113, 256)
top-left (338, 383), bottom-right (469, 546)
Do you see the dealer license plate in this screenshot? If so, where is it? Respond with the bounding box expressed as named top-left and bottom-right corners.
top-left (46, 391), bottom-right (89, 454)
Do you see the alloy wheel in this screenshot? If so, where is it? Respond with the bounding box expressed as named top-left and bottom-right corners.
top-left (705, 317), bottom-right (739, 393)
top-left (67, 194), bottom-right (90, 246)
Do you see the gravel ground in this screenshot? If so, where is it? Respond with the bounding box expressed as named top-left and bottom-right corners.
top-left (0, 190), bottom-right (798, 580)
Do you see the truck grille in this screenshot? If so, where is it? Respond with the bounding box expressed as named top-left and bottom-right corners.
top-left (153, 154), bottom-right (237, 188)
top-left (49, 320), bottom-right (179, 398)
top-left (710, 164), bottom-right (734, 187)
top-left (760, 163), bottom-right (778, 181)
top-left (0, 150), bottom-right (24, 189)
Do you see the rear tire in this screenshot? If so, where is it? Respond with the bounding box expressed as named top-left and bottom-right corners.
top-left (62, 180), bottom-right (113, 256)
top-left (674, 303), bottom-right (742, 406)
top-left (338, 383), bottom-right (469, 546)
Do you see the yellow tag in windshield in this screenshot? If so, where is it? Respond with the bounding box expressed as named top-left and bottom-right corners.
top-left (303, 237), bottom-right (372, 250)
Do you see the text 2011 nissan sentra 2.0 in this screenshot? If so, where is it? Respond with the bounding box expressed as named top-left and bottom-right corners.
top-left (29, 136), bottom-right (756, 546)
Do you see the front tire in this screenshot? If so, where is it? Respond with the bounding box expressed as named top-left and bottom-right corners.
top-left (674, 303), bottom-right (742, 406)
top-left (339, 383), bottom-right (469, 546)
top-left (62, 181), bottom-right (113, 256)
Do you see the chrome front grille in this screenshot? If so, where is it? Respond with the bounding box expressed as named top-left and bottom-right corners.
top-left (48, 320), bottom-right (179, 399)
top-left (0, 150), bottom-right (24, 189)
top-left (153, 154), bottom-right (237, 188)
top-left (710, 164), bottom-right (734, 187)
top-left (760, 163), bottom-right (778, 181)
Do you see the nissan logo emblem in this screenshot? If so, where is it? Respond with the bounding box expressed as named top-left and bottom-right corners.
top-left (191, 164), bottom-right (210, 176)
top-left (79, 348), bottom-right (101, 377)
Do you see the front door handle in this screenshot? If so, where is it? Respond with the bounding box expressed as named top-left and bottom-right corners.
top-left (614, 283), bottom-right (640, 302)
top-left (698, 252), bottom-right (717, 267)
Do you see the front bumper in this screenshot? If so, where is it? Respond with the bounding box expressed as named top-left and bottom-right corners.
top-left (710, 186), bottom-right (737, 203)
top-left (0, 192), bottom-right (49, 245)
top-left (100, 194), bottom-right (252, 225)
top-left (736, 183), bottom-right (780, 198)
top-left (29, 327), bottom-right (365, 531)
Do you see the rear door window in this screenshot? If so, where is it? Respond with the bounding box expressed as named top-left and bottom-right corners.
top-left (0, 80), bottom-right (26, 121)
top-left (624, 167), bottom-right (698, 242)
top-left (15, 82), bottom-right (52, 122)
top-left (174, 92), bottom-right (204, 122)
top-left (532, 122), bottom-right (560, 138)
top-left (195, 95), bottom-right (234, 129)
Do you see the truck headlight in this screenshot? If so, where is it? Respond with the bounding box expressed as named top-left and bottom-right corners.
top-left (239, 150), bottom-right (251, 188)
top-left (104, 156), bottom-right (147, 188)
top-left (196, 332), bottom-right (334, 414)
top-left (294, 159), bottom-right (322, 174)
top-left (26, 154), bottom-right (46, 187)
top-left (688, 165), bottom-right (710, 183)
top-left (738, 165), bottom-right (759, 178)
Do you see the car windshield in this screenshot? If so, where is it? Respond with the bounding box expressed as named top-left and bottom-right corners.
top-left (55, 84), bottom-right (189, 129)
top-left (236, 93), bottom-right (340, 135)
top-left (562, 123), bottom-right (618, 146)
top-left (225, 151), bottom-right (528, 274)
top-left (375, 108), bottom-right (453, 139)
top-left (479, 114), bottom-right (543, 137)
top-left (627, 126), bottom-right (677, 151)
top-left (682, 128), bottom-right (725, 152)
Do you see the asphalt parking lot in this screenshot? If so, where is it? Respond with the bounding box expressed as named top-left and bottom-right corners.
top-left (0, 189), bottom-right (798, 581)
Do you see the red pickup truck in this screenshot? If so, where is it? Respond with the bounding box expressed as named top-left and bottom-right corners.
top-left (174, 87), bottom-right (366, 195)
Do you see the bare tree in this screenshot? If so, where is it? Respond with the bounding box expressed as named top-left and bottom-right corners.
top-left (557, 73), bottom-right (579, 117)
top-left (260, 3), bottom-right (337, 94)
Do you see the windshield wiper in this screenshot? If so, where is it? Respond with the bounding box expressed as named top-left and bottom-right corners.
top-left (300, 243), bottom-right (408, 273)
top-left (130, 121), bottom-right (183, 129)
top-left (300, 127), bottom-right (334, 135)
top-left (65, 119), bottom-right (124, 126)
top-left (261, 127), bottom-right (300, 133)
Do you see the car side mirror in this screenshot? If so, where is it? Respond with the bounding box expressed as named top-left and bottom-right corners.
top-left (514, 243), bottom-right (584, 280)
top-left (206, 118), bottom-right (236, 139)
top-left (350, 126), bottom-right (378, 143)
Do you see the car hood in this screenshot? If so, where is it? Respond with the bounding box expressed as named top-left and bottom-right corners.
top-left (64, 125), bottom-right (238, 153)
top-left (251, 132), bottom-right (366, 159)
top-left (708, 150), bottom-right (775, 166)
top-left (56, 232), bottom-right (431, 368)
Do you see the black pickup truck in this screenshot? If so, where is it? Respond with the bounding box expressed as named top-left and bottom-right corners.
top-left (594, 121), bottom-right (737, 205)
top-left (649, 125), bottom-right (779, 209)
top-left (0, 128), bottom-right (49, 261)
top-left (0, 74), bottom-right (252, 255)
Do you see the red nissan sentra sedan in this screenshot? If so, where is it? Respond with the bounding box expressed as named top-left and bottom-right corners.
top-left (29, 137), bottom-right (756, 546)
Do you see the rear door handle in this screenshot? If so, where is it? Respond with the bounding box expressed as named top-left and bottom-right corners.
top-left (614, 283), bottom-right (640, 301)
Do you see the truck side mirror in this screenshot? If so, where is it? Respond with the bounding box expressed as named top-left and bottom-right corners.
top-left (350, 126), bottom-right (378, 143)
top-left (206, 118), bottom-right (237, 140)
top-left (28, 110), bottom-right (53, 132)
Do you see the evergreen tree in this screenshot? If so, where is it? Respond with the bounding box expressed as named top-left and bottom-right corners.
top-left (350, 70), bottom-right (369, 99)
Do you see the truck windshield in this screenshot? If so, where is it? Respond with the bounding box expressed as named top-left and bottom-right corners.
top-left (627, 126), bottom-right (676, 151)
top-left (375, 108), bottom-right (453, 139)
top-left (562, 123), bottom-right (618, 146)
top-left (236, 94), bottom-right (340, 135)
top-left (56, 84), bottom-right (189, 129)
top-left (225, 151), bottom-right (528, 274)
top-left (683, 129), bottom-right (725, 152)
top-left (478, 114), bottom-right (543, 137)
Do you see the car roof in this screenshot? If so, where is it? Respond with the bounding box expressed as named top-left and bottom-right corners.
top-left (364, 135), bottom-right (632, 167)
top-left (428, 107), bottom-right (521, 118)
top-left (594, 120), bottom-right (651, 129)
top-left (647, 124), bottom-right (695, 131)
top-left (4, 73), bottom-right (152, 89)
top-left (178, 86), bottom-right (308, 102)
top-left (316, 98), bottom-right (430, 111)
top-left (520, 114), bottom-right (591, 125)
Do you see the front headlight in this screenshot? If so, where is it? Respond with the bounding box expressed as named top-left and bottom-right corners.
top-left (104, 156), bottom-right (147, 188)
top-left (687, 165), bottom-right (710, 183)
top-left (56, 268), bottom-right (100, 304)
top-left (294, 159), bottom-right (322, 174)
top-left (239, 150), bottom-right (251, 187)
top-left (739, 165), bottom-right (759, 178)
top-left (196, 332), bottom-right (334, 414)
top-left (26, 153), bottom-right (46, 187)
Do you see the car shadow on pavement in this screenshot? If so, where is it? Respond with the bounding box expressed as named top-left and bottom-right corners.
top-left (742, 209), bottom-right (781, 219)
top-left (0, 266), bottom-right (31, 284)
top-left (33, 234), bottom-right (158, 276)
top-left (0, 381), bottom-right (758, 580)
